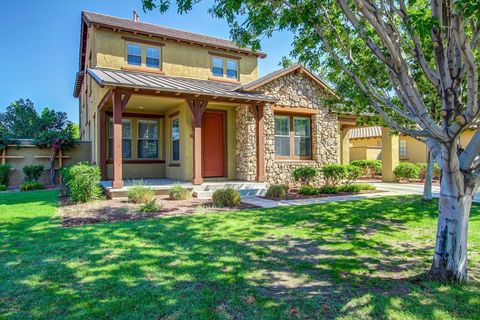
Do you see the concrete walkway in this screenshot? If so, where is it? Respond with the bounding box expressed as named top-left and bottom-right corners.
top-left (242, 182), bottom-right (480, 208)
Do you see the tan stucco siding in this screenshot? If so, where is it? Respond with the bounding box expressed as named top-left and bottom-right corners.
top-left (93, 29), bottom-right (258, 83)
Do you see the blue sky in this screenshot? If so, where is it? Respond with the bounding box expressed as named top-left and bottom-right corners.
top-left (0, 0), bottom-right (293, 123)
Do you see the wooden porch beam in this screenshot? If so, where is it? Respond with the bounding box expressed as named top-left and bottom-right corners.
top-left (186, 98), bottom-right (209, 185)
top-left (99, 109), bottom-right (107, 180)
top-left (98, 89), bottom-right (113, 112)
top-left (121, 93), bottom-right (132, 111)
top-left (112, 90), bottom-right (124, 188)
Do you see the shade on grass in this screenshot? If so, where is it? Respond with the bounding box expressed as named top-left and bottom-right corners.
top-left (0, 190), bottom-right (479, 319)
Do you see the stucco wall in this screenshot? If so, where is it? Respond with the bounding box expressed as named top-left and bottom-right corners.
top-left (236, 72), bottom-right (339, 185)
top-left (2, 141), bottom-right (91, 187)
top-left (93, 29), bottom-right (258, 83)
top-left (350, 146), bottom-right (382, 161)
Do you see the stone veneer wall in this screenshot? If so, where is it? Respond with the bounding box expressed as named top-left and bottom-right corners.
top-left (235, 71), bottom-right (339, 185)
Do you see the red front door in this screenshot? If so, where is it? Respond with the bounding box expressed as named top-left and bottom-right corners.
top-left (202, 111), bottom-right (225, 177)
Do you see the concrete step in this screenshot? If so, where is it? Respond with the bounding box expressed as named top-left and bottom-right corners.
top-left (193, 182), bottom-right (268, 199)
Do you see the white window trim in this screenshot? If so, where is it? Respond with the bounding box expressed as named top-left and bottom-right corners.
top-left (274, 115), bottom-right (291, 158)
top-left (125, 42), bottom-right (162, 70)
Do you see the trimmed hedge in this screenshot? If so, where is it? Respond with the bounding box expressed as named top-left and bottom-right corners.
top-left (394, 162), bottom-right (420, 181)
top-left (292, 166), bottom-right (318, 186)
top-left (62, 162), bottom-right (102, 203)
top-left (416, 162), bottom-right (441, 181)
top-left (350, 160), bottom-right (382, 178)
top-left (212, 188), bottom-right (241, 207)
top-left (20, 182), bottom-right (45, 192)
top-left (266, 184), bottom-right (288, 198)
top-left (23, 165), bottom-right (44, 182)
top-left (298, 185), bottom-right (318, 195)
top-left (127, 185), bottom-right (155, 204)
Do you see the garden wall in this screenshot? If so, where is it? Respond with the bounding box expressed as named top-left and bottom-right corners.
top-left (2, 140), bottom-right (91, 187)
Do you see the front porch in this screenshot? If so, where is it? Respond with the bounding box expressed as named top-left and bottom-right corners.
top-left (91, 68), bottom-right (274, 189)
top-left (100, 178), bottom-right (268, 199)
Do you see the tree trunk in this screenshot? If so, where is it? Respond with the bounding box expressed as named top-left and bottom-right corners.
top-left (49, 148), bottom-right (57, 186)
top-left (423, 151), bottom-right (433, 201)
top-left (430, 153), bottom-right (473, 282)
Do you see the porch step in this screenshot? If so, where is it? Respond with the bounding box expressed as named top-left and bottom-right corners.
top-left (193, 182), bottom-right (268, 199)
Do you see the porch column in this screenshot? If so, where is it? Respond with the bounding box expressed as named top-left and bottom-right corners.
top-left (340, 127), bottom-right (350, 165)
top-left (250, 104), bottom-right (265, 182)
top-left (381, 127), bottom-right (399, 182)
top-left (112, 90), bottom-right (124, 188)
top-left (99, 109), bottom-right (107, 180)
top-left (187, 98), bottom-right (208, 185)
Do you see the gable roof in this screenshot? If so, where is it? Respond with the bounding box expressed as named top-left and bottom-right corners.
top-left (237, 63), bottom-right (338, 98)
top-left (87, 68), bottom-right (276, 103)
top-left (82, 11), bottom-right (266, 58)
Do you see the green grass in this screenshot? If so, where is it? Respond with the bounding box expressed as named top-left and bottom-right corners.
top-left (1, 190), bottom-right (479, 319)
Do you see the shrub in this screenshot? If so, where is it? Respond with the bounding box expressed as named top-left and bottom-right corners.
top-left (139, 199), bottom-right (163, 213)
top-left (0, 164), bottom-right (10, 186)
top-left (338, 184), bottom-right (363, 193)
top-left (22, 165), bottom-right (44, 182)
top-left (265, 184), bottom-right (288, 198)
top-left (20, 182), bottom-right (45, 191)
top-left (298, 185), bottom-right (319, 195)
top-left (317, 185), bottom-right (339, 194)
top-left (394, 162), bottom-right (420, 182)
top-left (355, 183), bottom-right (376, 191)
top-left (344, 165), bottom-right (363, 185)
top-left (292, 166), bottom-right (318, 186)
top-left (63, 162), bottom-right (102, 202)
top-left (0, 185), bottom-right (7, 192)
top-left (350, 160), bottom-right (382, 178)
top-left (212, 188), bottom-right (241, 207)
top-left (127, 185), bottom-right (155, 204)
top-left (169, 184), bottom-right (190, 200)
top-left (416, 163), bottom-right (441, 181)
top-left (321, 164), bottom-right (347, 187)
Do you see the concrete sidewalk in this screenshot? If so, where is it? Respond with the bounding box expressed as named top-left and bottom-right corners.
top-left (242, 182), bottom-right (480, 208)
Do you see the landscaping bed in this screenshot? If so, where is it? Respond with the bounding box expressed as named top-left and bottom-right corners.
top-left (60, 195), bottom-right (258, 227)
top-left (263, 188), bottom-right (383, 201)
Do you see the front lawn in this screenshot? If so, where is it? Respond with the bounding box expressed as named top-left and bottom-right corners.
top-left (1, 190), bottom-right (479, 319)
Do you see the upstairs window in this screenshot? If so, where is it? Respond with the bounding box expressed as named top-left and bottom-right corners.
top-left (127, 44), bottom-right (142, 66)
top-left (146, 47), bottom-right (160, 68)
top-left (212, 57), bottom-right (224, 77)
top-left (274, 114), bottom-right (312, 160)
top-left (138, 120), bottom-right (159, 159)
top-left (210, 56), bottom-right (239, 80)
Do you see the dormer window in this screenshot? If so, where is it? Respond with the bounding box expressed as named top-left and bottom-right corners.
top-left (127, 44), bottom-right (142, 66)
top-left (210, 54), bottom-right (240, 81)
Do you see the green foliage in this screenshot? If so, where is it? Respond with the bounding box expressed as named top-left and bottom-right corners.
top-left (0, 99), bottom-right (39, 139)
top-left (0, 185), bottom-right (7, 192)
top-left (317, 185), bottom-right (339, 194)
top-left (355, 183), bottom-right (377, 191)
top-left (394, 162), bottom-right (421, 182)
top-left (344, 165), bottom-right (362, 185)
top-left (292, 166), bottom-right (318, 186)
top-left (350, 160), bottom-right (382, 178)
top-left (321, 164), bottom-right (347, 187)
top-left (139, 199), bottom-right (163, 213)
top-left (0, 165), bottom-right (10, 186)
top-left (22, 165), bottom-right (44, 182)
top-left (265, 184), bottom-right (288, 198)
top-left (127, 185), bottom-right (156, 204)
top-left (62, 162), bottom-right (102, 203)
top-left (298, 185), bottom-right (319, 195)
top-left (416, 162), bottom-right (441, 180)
top-left (20, 182), bottom-right (45, 192)
top-left (338, 184), bottom-right (362, 193)
top-left (212, 188), bottom-right (241, 207)
top-left (168, 184), bottom-right (190, 200)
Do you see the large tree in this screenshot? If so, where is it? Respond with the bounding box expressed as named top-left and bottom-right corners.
top-left (0, 99), bottom-right (40, 139)
top-left (142, 0), bottom-right (479, 282)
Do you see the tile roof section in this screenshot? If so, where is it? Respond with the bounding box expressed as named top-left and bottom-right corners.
top-left (82, 11), bottom-right (266, 58)
top-left (349, 126), bottom-right (382, 139)
top-left (87, 68), bottom-right (277, 102)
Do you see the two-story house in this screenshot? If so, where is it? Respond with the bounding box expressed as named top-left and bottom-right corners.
top-left (74, 11), bottom-right (350, 189)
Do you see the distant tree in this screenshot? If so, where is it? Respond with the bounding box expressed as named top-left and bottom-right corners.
top-left (35, 110), bottom-right (77, 185)
top-left (0, 99), bottom-right (39, 139)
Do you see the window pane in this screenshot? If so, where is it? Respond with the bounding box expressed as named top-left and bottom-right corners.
top-left (108, 139), bottom-right (131, 159)
top-left (294, 117), bottom-right (310, 137)
top-left (294, 137), bottom-right (311, 157)
top-left (275, 137), bottom-right (290, 157)
top-left (274, 116), bottom-right (290, 136)
top-left (146, 47), bottom-right (160, 68)
top-left (212, 57), bottom-right (224, 77)
top-left (172, 118), bottom-right (180, 161)
top-left (226, 60), bottom-right (238, 79)
top-left (127, 44), bottom-right (141, 66)
top-left (400, 140), bottom-right (407, 156)
top-left (146, 47), bottom-right (159, 58)
top-left (139, 121), bottom-right (158, 139)
top-left (138, 140), bottom-right (158, 158)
